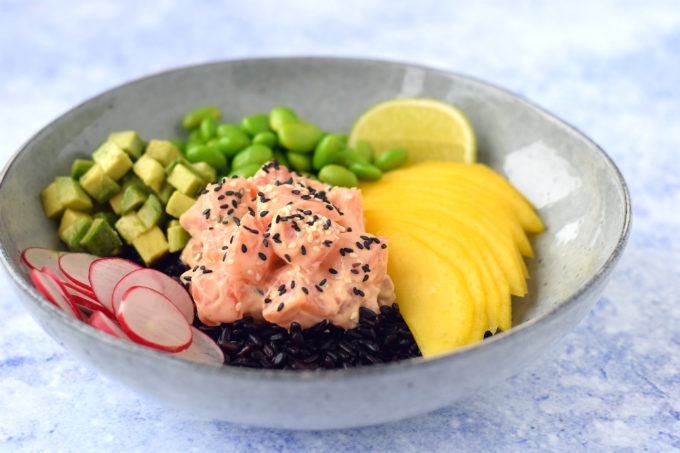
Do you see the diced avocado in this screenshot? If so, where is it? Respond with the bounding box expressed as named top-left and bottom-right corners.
top-left (79, 164), bottom-right (121, 203)
top-left (137, 194), bottom-right (163, 229)
top-left (55, 176), bottom-right (93, 211)
top-left (108, 131), bottom-right (144, 160)
top-left (79, 218), bottom-right (123, 257)
top-left (167, 221), bottom-right (190, 253)
top-left (191, 162), bottom-right (217, 184)
top-left (71, 159), bottom-right (94, 180)
top-left (132, 226), bottom-right (169, 266)
top-left (109, 175), bottom-right (145, 214)
top-left (154, 182), bottom-right (174, 205)
top-left (92, 141), bottom-right (133, 180)
top-left (165, 191), bottom-right (196, 218)
top-left (120, 184), bottom-right (148, 215)
top-left (145, 140), bottom-right (183, 167)
top-left (93, 211), bottom-right (118, 228)
top-left (132, 154), bottom-right (165, 193)
top-left (58, 209), bottom-right (92, 251)
top-left (167, 163), bottom-right (204, 196)
top-left (115, 212), bottom-right (149, 244)
top-left (40, 182), bottom-right (64, 219)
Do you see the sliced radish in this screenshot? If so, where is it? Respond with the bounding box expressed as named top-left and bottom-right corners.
top-left (31, 268), bottom-right (83, 321)
top-left (59, 252), bottom-right (97, 290)
top-left (173, 327), bottom-right (225, 366)
top-left (22, 247), bottom-right (66, 279)
top-left (87, 310), bottom-right (130, 340)
top-left (117, 286), bottom-right (192, 352)
top-left (63, 280), bottom-right (97, 299)
top-left (89, 257), bottom-right (142, 314)
top-left (65, 285), bottom-right (108, 314)
top-left (112, 268), bottom-right (194, 324)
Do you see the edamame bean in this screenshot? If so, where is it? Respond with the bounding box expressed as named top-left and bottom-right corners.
top-left (228, 163), bottom-right (261, 178)
top-left (269, 106), bottom-right (299, 132)
top-left (232, 144), bottom-right (273, 170)
top-left (200, 116), bottom-right (218, 141)
top-left (375, 148), bottom-right (408, 171)
top-left (185, 144), bottom-right (228, 172)
top-left (182, 105), bottom-right (222, 130)
top-left (348, 161), bottom-right (382, 181)
top-left (318, 164), bottom-right (358, 188)
top-left (215, 125), bottom-right (251, 156)
top-left (187, 130), bottom-right (205, 147)
top-left (169, 139), bottom-right (186, 153)
top-left (313, 133), bottom-right (343, 170)
top-left (241, 114), bottom-right (271, 136)
top-left (286, 151), bottom-right (313, 172)
top-left (354, 140), bottom-right (374, 163)
top-left (272, 149), bottom-right (290, 168)
top-left (278, 122), bottom-right (323, 152)
top-left (334, 149), bottom-right (368, 167)
top-left (252, 131), bottom-right (278, 148)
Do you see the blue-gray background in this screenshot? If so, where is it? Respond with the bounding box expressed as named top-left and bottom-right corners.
top-left (1, 1), bottom-right (678, 451)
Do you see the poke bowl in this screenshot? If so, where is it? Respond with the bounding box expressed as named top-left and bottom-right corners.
top-left (0, 57), bottom-right (630, 430)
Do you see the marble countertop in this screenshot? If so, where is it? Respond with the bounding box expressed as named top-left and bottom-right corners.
top-left (1, 1), bottom-right (678, 451)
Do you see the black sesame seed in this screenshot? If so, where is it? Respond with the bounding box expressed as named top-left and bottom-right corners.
top-left (284, 254), bottom-right (291, 262)
top-left (260, 210), bottom-right (269, 217)
top-left (258, 252), bottom-right (267, 261)
top-left (381, 243), bottom-right (387, 249)
top-left (300, 245), bottom-right (306, 255)
top-left (263, 238), bottom-right (269, 247)
top-left (277, 303), bottom-right (285, 312)
top-left (290, 280), bottom-right (296, 289)
top-left (315, 285), bottom-right (324, 293)
top-left (362, 274), bottom-right (369, 282)
top-left (233, 217), bottom-right (241, 226)
top-left (329, 268), bottom-right (337, 274)
top-left (319, 278), bottom-right (327, 286)
top-left (351, 269), bottom-right (359, 275)
top-left (302, 287), bottom-right (309, 295)
top-left (241, 244), bottom-right (248, 253)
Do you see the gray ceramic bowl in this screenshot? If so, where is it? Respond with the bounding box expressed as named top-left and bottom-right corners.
top-left (0, 57), bottom-right (630, 430)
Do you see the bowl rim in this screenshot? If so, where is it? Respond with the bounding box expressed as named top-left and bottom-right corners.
top-left (0, 55), bottom-right (632, 382)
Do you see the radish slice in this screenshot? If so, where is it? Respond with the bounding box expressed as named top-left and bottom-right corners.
top-left (89, 257), bottom-right (142, 314)
top-left (63, 280), bottom-right (97, 299)
top-left (59, 252), bottom-right (97, 290)
top-left (65, 285), bottom-right (108, 314)
top-left (117, 286), bottom-right (192, 352)
top-left (112, 268), bottom-right (194, 323)
top-left (31, 268), bottom-right (83, 320)
top-left (22, 247), bottom-right (66, 280)
top-left (87, 310), bottom-right (130, 340)
top-left (173, 327), bottom-right (225, 366)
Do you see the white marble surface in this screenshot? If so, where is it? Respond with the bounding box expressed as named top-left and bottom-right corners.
top-left (1, 1), bottom-right (679, 451)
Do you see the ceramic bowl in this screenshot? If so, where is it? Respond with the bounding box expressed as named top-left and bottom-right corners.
top-left (0, 57), bottom-right (630, 430)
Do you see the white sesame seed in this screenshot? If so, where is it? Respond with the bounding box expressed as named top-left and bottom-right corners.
top-left (235, 302), bottom-right (242, 311)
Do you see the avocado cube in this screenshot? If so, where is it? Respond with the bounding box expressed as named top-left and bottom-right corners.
top-left (40, 182), bottom-right (65, 219)
top-left (167, 221), bottom-right (190, 253)
top-left (191, 162), bottom-right (217, 184)
top-left (137, 194), bottom-right (163, 229)
top-left (167, 163), bottom-right (205, 196)
top-left (55, 176), bottom-right (93, 211)
top-left (71, 159), bottom-right (94, 180)
top-left (166, 191), bottom-right (196, 218)
top-left (58, 209), bottom-right (92, 251)
top-left (132, 226), bottom-right (169, 266)
top-left (115, 212), bottom-right (149, 244)
top-left (79, 164), bottom-right (121, 203)
top-left (120, 184), bottom-right (148, 215)
top-left (108, 131), bottom-right (144, 160)
top-left (92, 141), bottom-right (133, 180)
top-left (133, 154), bottom-right (165, 193)
top-left (79, 218), bottom-right (123, 257)
top-left (145, 140), bottom-right (183, 167)
top-left (93, 211), bottom-right (118, 228)
top-left (154, 182), bottom-right (174, 205)
top-left (109, 175), bottom-right (144, 214)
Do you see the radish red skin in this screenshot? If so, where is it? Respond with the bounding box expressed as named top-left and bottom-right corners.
top-left (117, 286), bottom-right (192, 353)
top-left (59, 252), bottom-right (97, 290)
top-left (89, 257), bottom-right (142, 314)
top-left (31, 268), bottom-right (83, 321)
top-left (87, 310), bottom-right (130, 340)
top-left (22, 247), bottom-right (67, 280)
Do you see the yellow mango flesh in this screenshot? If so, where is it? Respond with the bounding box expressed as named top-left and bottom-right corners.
top-left (361, 161), bottom-right (542, 356)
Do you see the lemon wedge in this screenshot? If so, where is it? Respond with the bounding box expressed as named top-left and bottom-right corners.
top-left (348, 98), bottom-right (477, 163)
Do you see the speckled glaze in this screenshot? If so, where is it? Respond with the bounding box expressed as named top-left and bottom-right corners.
top-left (0, 58), bottom-right (630, 430)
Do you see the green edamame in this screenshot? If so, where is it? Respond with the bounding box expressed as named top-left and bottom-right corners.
top-left (215, 125), bottom-right (251, 156)
top-left (200, 116), bottom-right (218, 141)
top-left (252, 131), bottom-right (278, 148)
top-left (185, 144), bottom-right (228, 172)
top-left (228, 163), bottom-right (261, 178)
top-left (232, 144), bottom-right (273, 170)
top-left (313, 133), bottom-right (344, 170)
top-left (354, 140), bottom-right (374, 163)
top-left (269, 106), bottom-right (299, 132)
top-left (278, 122), bottom-right (323, 152)
top-left (286, 151), bottom-right (313, 172)
top-left (241, 114), bottom-right (271, 136)
top-left (318, 164), bottom-right (358, 188)
top-left (375, 148), bottom-right (408, 171)
top-left (334, 149), bottom-right (369, 167)
top-left (182, 105), bottom-right (222, 130)
top-left (348, 161), bottom-right (382, 181)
